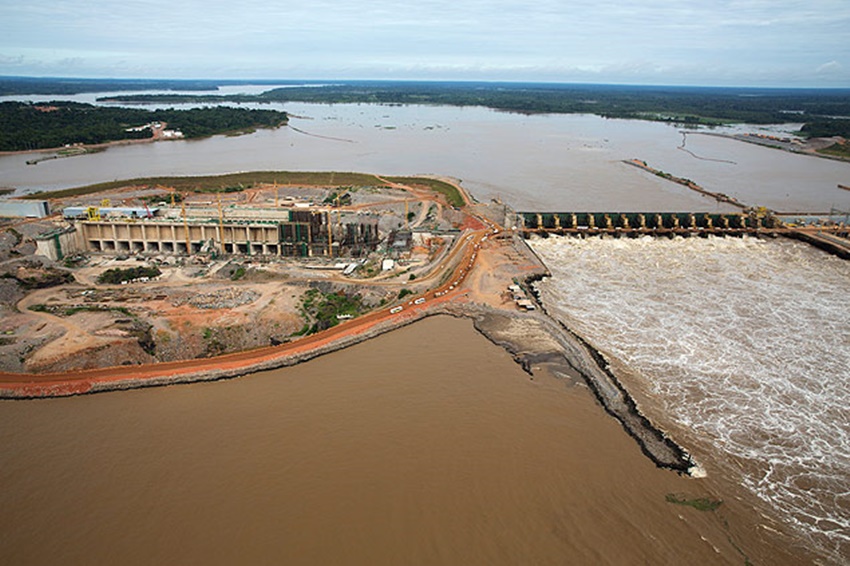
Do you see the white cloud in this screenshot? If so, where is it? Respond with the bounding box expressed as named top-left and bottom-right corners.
top-left (816, 61), bottom-right (843, 74)
top-left (1, 0), bottom-right (849, 85)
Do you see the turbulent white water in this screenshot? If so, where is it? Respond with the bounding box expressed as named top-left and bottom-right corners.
top-left (530, 235), bottom-right (850, 562)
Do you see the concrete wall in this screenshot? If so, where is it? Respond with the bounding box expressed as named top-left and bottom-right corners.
top-left (35, 228), bottom-right (80, 261)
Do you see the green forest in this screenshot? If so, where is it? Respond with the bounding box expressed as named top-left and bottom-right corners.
top-left (0, 102), bottom-right (288, 151)
top-left (96, 81), bottom-right (850, 135)
top-left (3, 79), bottom-right (849, 150)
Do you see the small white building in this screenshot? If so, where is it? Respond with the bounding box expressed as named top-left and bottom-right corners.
top-left (382, 259), bottom-right (395, 271)
top-left (0, 200), bottom-right (50, 218)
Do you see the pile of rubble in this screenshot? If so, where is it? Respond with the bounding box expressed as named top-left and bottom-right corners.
top-left (171, 288), bottom-right (260, 310)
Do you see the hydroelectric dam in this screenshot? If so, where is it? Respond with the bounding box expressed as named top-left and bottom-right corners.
top-left (519, 211), bottom-right (777, 235)
top-left (516, 210), bottom-right (850, 258)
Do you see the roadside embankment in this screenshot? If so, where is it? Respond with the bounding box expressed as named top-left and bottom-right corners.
top-left (0, 304), bottom-right (438, 399)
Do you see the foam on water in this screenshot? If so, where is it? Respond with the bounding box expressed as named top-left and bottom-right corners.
top-left (530, 235), bottom-right (850, 562)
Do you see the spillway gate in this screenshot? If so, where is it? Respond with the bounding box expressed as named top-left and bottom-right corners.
top-left (519, 212), bottom-right (780, 236)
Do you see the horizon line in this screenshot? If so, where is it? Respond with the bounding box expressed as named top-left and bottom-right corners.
top-left (3, 75), bottom-right (850, 91)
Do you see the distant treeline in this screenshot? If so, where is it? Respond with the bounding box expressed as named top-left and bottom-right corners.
top-left (0, 102), bottom-right (288, 151)
top-left (0, 76), bottom-right (316, 96)
top-left (0, 76), bottom-right (224, 95)
top-left (97, 81), bottom-right (850, 134)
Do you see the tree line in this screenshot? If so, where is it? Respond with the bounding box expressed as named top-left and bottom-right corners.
top-left (98, 81), bottom-right (850, 134)
top-left (0, 102), bottom-right (288, 151)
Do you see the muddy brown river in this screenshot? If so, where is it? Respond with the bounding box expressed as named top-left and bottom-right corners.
top-left (0, 317), bottom-right (813, 565)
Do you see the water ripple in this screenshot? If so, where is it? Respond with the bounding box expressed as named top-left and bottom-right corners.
top-left (531, 235), bottom-right (850, 562)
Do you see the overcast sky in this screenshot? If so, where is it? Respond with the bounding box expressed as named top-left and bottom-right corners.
top-left (1, 0), bottom-right (848, 87)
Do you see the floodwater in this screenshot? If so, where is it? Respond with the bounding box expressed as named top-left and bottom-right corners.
top-left (0, 317), bottom-right (812, 565)
top-left (2, 101), bottom-right (849, 212)
top-left (530, 235), bottom-right (850, 564)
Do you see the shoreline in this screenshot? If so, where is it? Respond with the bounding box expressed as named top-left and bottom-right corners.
top-left (0, 123), bottom-right (288, 159)
top-left (689, 130), bottom-right (850, 163)
top-left (0, 223), bottom-right (697, 475)
top-left (0, 234), bottom-right (698, 476)
top-left (0, 136), bottom-right (166, 158)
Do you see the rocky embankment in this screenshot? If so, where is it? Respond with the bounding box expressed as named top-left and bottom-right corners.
top-left (468, 300), bottom-right (698, 476)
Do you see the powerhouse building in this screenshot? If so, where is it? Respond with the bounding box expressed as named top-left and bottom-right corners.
top-left (64, 207), bottom-right (379, 258)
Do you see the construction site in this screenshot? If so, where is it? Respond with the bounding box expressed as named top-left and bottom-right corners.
top-left (0, 174), bottom-right (526, 377)
top-left (55, 190), bottom-right (383, 260)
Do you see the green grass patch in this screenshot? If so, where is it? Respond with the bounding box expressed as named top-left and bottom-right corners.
top-left (97, 266), bottom-right (161, 285)
top-left (384, 176), bottom-right (465, 208)
top-left (62, 305), bottom-right (132, 317)
top-left (817, 142), bottom-right (850, 159)
top-left (297, 288), bottom-right (364, 335)
top-left (665, 494), bottom-right (723, 512)
top-left (23, 171), bottom-right (385, 200)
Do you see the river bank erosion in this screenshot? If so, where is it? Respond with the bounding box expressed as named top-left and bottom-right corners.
top-left (1, 96), bottom-right (849, 564)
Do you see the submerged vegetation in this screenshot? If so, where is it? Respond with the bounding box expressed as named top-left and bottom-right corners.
top-left (665, 493), bottom-right (723, 512)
